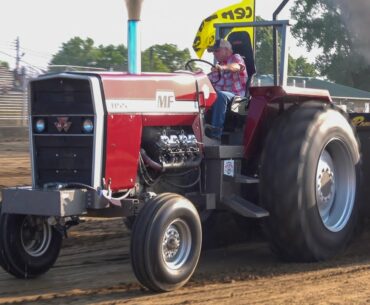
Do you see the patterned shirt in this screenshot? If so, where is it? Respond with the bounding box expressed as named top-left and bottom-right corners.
top-left (208, 54), bottom-right (247, 97)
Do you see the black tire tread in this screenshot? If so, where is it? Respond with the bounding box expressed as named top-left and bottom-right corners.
top-left (130, 193), bottom-right (174, 291)
top-left (260, 102), bottom-right (358, 262)
top-left (0, 213), bottom-right (63, 278)
top-left (130, 193), bottom-right (201, 292)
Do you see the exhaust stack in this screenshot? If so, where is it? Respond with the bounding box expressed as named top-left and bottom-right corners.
top-left (125, 0), bottom-right (144, 74)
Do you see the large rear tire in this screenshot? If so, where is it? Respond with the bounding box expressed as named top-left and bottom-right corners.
top-left (130, 193), bottom-right (202, 292)
top-left (0, 213), bottom-right (63, 278)
top-left (260, 102), bottom-right (361, 261)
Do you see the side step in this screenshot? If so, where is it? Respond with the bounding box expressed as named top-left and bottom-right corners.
top-left (235, 174), bottom-right (259, 184)
top-left (223, 195), bottom-right (269, 218)
top-left (223, 174), bottom-right (259, 184)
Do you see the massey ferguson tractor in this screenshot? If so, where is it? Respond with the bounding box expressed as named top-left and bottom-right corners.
top-left (0, 0), bottom-right (364, 292)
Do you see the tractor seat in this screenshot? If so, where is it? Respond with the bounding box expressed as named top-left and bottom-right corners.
top-left (222, 31), bottom-right (256, 132)
top-left (227, 31), bottom-right (256, 98)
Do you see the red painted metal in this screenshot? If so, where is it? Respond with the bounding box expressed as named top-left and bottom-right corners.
top-left (243, 96), bottom-right (269, 159)
top-left (105, 114), bottom-right (142, 191)
top-left (244, 86), bottom-right (332, 159)
top-left (249, 86), bottom-right (332, 103)
top-left (142, 115), bottom-right (196, 126)
top-left (100, 71), bottom-right (215, 191)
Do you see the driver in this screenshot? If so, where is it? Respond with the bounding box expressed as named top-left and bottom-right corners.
top-left (206, 39), bottom-right (247, 140)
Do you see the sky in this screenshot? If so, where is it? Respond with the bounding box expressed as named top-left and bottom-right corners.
top-left (0, 0), bottom-right (299, 71)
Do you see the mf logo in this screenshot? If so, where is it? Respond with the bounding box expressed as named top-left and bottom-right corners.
top-left (55, 117), bottom-right (72, 132)
top-left (156, 91), bottom-right (175, 109)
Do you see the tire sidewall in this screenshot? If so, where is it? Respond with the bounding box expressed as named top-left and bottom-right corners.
top-left (145, 197), bottom-right (202, 290)
top-left (300, 109), bottom-right (359, 258)
top-left (1, 214), bottom-right (62, 277)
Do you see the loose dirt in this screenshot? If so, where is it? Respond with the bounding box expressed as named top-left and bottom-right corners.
top-left (1, 140), bottom-right (370, 305)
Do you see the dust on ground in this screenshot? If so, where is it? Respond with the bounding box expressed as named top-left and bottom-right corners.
top-left (1, 140), bottom-right (370, 305)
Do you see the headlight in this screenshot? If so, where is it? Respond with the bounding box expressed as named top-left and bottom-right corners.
top-left (35, 119), bottom-right (46, 133)
top-left (82, 119), bottom-right (94, 133)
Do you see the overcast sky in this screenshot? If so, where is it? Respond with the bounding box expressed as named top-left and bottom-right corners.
top-left (0, 0), bottom-right (297, 70)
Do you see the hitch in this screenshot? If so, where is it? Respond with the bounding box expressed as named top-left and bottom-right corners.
top-left (48, 216), bottom-right (83, 238)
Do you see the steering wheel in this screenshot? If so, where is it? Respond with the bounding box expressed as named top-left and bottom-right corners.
top-left (184, 59), bottom-right (221, 85)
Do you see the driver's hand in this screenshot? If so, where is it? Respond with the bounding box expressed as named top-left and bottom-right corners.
top-left (211, 64), bottom-right (222, 73)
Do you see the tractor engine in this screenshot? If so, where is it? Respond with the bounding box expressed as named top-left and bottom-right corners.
top-left (141, 127), bottom-right (201, 172)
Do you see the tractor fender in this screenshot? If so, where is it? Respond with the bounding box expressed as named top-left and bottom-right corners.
top-left (244, 86), bottom-right (332, 160)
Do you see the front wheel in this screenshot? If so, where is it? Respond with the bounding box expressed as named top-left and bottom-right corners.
top-left (260, 102), bottom-right (361, 261)
top-left (130, 193), bottom-right (202, 292)
top-left (0, 213), bottom-right (63, 278)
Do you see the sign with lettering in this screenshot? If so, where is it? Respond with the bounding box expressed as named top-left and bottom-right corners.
top-left (193, 0), bottom-right (255, 58)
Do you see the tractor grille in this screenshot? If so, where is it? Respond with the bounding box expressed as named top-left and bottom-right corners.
top-left (30, 76), bottom-right (96, 188)
top-left (34, 136), bottom-right (93, 186)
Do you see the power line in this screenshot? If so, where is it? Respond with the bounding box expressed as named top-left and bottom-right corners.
top-left (20, 58), bottom-right (47, 72)
top-left (0, 49), bottom-right (46, 72)
top-left (0, 49), bottom-right (15, 60)
top-left (20, 51), bottom-right (51, 60)
top-left (0, 39), bottom-right (53, 56)
top-left (20, 46), bottom-right (53, 57)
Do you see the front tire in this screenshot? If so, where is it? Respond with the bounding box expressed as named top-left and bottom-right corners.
top-left (260, 102), bottom-right (361, 261)
top-left (130, 193), bottom-right (202, 292)
top-left (0, 213), bottom-right (63, 278)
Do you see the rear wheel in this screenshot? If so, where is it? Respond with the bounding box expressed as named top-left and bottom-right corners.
top-left (260, 102), bottom-right (360, 261)
top-left (130, 193), bottom-right (202, 292)
top-left (0, 213), bottom-right (63, 278)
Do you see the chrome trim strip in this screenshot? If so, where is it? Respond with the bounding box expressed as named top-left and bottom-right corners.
top-left (31, 114), bottom-right (94, 117)
top-left (28, 82), bottom-right (36, 188)
top-left (33, 134), bottom-right (94, 137)
top-left (89, 77), bottom-right (104, 189)
top-left (106, 98), bottom-right (199, 114)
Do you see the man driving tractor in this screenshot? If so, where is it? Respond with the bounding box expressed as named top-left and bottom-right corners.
top-left (205, 38), bottom-right (248, 140)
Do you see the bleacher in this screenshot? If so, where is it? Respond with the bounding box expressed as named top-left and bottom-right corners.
top-left (0, 66), bottom-right (28, 127)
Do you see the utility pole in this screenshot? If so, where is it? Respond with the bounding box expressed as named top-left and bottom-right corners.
top-left (15, 37), bottom-right (20, 72)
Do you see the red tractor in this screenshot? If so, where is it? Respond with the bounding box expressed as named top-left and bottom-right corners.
top-left (0, 0), bottom-right (362, 292)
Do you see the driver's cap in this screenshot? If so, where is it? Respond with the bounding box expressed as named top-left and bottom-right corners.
top-left (207, 39), bottom-right (232, 52)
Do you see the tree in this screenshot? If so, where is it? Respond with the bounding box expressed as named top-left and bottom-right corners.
top-left (0, 60), bottom-right (9, 69)
top-left (291, 0), bottom-right (370, 90)
top-left (255, 16), bottom-right (317, 77)
top-left (255, 18), bottom-right (274, 75)
top-left (142, 47), bottom-right (170, 72)
top-left (50, 37), bottom-right (191, 73)
top-left (289, 56), bottom-right (318, 77)
top-left (142, 44), bottom-right (192, 72)
top-left (50, 37), bottom-right (100, 68)
top-left (96, 44), bottom-right (128, 71)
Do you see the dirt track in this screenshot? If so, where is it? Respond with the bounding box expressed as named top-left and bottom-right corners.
top-left (1, 140), bottom-right (370, 304)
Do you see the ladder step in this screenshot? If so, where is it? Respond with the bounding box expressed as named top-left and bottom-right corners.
top-left (223, 195), bottom-right (269, 218)
top-left (204, 145), bottom-right (244, 159)
top-left (234, 174), bottom-right (259, 184)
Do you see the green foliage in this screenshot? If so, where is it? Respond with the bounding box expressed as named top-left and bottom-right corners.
top-left (255, 17), bottom-right (274, 75)
top-left (255, 16), bottom-right (317, 77)
top-left (143, 44), bottom-right (192, 72)
top-left (50, 38), bottom-right (191, 73)
top-left (0, 60), bottom-right (9, 69)
top-left (142, 47), bottom-right (170, 72)
top-left (291, 0), bottom-right (370, 90)
top-left (289, 56), bottom-right (318, 77)
top-left (51, 37), bottom-right (100, 67)
top-left (96, 44), bottom-right (128, 71)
